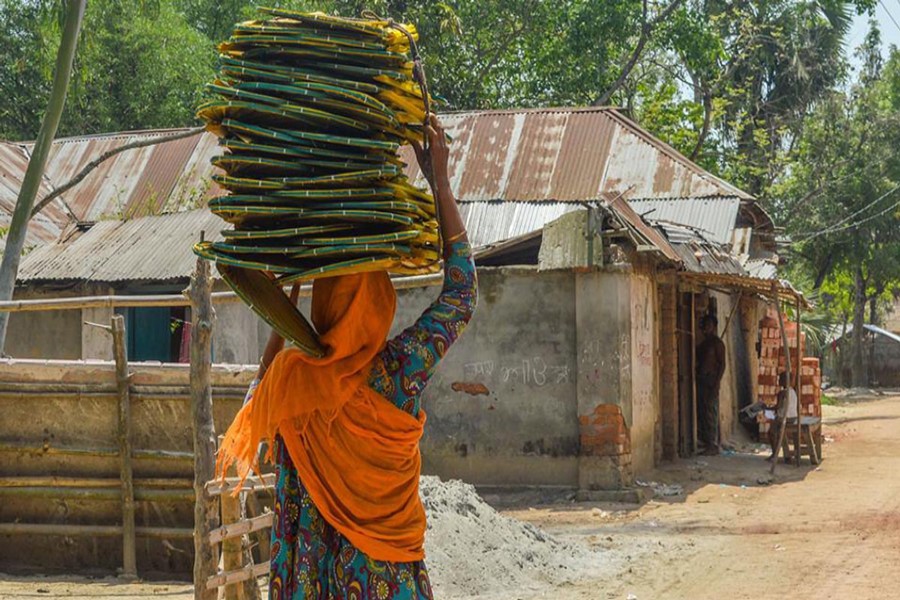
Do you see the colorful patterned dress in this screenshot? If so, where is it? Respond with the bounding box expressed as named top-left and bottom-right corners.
top-left (256, 241), bottom-right (477, 600)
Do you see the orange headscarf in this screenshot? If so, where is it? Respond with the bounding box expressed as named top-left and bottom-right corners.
top-left (216, 271), bottom-right (428, 562)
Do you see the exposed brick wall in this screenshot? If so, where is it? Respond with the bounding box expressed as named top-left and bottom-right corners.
top-left (577, 402), bottom-right (634, 490)
top-left (578, 403), bottom-right (632, 464)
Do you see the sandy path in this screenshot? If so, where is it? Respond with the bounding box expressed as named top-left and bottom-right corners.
top-left (1, 395), bottom-right (897, 600)
top-left (504, 394), bottom-right (900, 600)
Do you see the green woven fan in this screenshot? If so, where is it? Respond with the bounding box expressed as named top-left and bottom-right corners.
top-left (194, 9), bottom-right (442, 354)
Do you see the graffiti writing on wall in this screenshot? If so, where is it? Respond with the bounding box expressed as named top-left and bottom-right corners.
top-left (463, 357), bottom-right (570, 388)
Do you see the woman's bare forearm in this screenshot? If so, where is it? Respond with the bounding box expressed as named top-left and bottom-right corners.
top-left (434, 178), bottom-right (467, 246)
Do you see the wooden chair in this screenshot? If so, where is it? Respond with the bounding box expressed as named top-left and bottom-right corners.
top-left (782, 416), bottom-right (823, 466)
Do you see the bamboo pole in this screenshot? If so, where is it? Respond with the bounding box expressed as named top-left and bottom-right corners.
top-left (0, 272), bottom-right (442, 314)
top-left (206, 474), bottom-right (276, 497)
top-left (221, 483), bottom-right (246, 600)
top-left (0, 476), bottom-right (191, 488)
top-left (110, 315), bottom-right (137, 580)
top-left (770, 298), bottom-right (793, 475)
top-left (0, 441), bottom-right (192, 462)
top-left (187, 256), bottom-right (218, 600)
top-left (795, 296), bottom-right (802, 467)
top-left (0, 383), bottom-right (246, 400)
top-left (720, 293), bottom-right (742, 337)
top-left (245, 495), bottom-right (270, 562)
top-left (0, 523), bottom-right (193, 538)
top-left (0, 382), bottom-right (118, 394)
top-left (208, 513), bottom-right (274, 545)
top-left (691, 294), bottom-right (698, 454)
top-left (206, 563), bottom-right (269, 590)
top-left (0, 486), bottom-right (194, 501)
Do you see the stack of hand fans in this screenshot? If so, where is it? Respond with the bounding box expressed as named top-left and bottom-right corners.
top-left (193, 8), bottom-right (442, 356)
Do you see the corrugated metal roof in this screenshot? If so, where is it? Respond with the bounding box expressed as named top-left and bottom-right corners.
top-left (458, 201), bottom-right (581, 247)
top-left (3, 108), bottom-right (754, 253)
top-left (629, 197), bottom-right (742, 245)
top-left (0, 142), bottom-right (70, 245)
top-left (744, 257), bottom-right (779, 280)
top-left (603, 193), bottom-right (682, 264)
top-left (655, 221), bottom-right (746, 275)
top-left (0, 128), bottom-right (223, 248)
top-left (399, 107), bottom-right (752, 202)
top-left (17, 209), bottom-right (225, 283)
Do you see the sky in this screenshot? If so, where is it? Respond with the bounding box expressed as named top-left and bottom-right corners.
top-left (848, 2), bottom-right (900, 64)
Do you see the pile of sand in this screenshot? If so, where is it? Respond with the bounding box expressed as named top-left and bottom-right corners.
top-left (420, 476), bottom-right (605, 598)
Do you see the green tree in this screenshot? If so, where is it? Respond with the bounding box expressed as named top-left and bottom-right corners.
top-left (0, 0), bottom-right (215, 141)
top-left (0, 0), bottom-right (58, 140)
top-left (775, 26), bottom-right (900, 386)
top-left (0, 0), bottom-right (85, 353)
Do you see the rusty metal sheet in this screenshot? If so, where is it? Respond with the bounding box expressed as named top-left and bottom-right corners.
top-left (4, 107), bottom-right (755, 261)
top-left (503, 111), bottom-right (568, 201)
top-left (124, 133), bottom-right (203, 218)
top-left (400, 107), bottom-right (750, 205)
top-left (17, 209), bottom-right (226, 283)
top-left (456, 112), bottom-right (517, 201)
top-left (655, 221), bottom-right (746, 275)
top-left (629, 196), bottom-right (741, 246)
top-left (549, 110), bottom-right (615, 201)
top-left (604, 193), bottom-right (681, 264)
top-left (0, 142), bottom-right (63, 244)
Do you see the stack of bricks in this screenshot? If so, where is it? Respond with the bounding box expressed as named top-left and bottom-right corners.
top-left (758, 313), bottom-right (781, 435)
top-left (800, 357), bottom-right (822, 417)
top-left (756, 310), bottom-right (807, 436)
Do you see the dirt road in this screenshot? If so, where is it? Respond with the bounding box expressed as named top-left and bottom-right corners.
top-left (505, 393), bottom-right (900, 600)
top-left (1, 394), bottom-right (897, 600)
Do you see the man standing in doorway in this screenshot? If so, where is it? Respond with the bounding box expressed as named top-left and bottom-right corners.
top-left (696, 315), bottom-right (726, 455)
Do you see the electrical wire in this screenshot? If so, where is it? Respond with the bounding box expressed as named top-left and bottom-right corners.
top-left (880, 0), bottom-right (900, 35)
top-left (796, 183), bottom-right (900, 242)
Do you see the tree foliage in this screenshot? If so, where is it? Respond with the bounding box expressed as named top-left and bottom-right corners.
top-left (774, 25), bottom-right (900, 384)
top-left (0, 0), bottom-right (214, 140)
top-left (3, 1), bottom-right (900, 378)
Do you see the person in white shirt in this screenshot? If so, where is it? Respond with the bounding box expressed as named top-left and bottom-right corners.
top-left (766, 372), bottom-right (798, 460)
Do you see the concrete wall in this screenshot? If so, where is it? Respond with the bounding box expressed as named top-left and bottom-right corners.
top-left (212, 300), bottom-right (264, 364)
top-left (6, 285), bottom-right (115, 360)
top-left (7, 259), bottom-right (667, 491)
top-left (6, 309), bottom-right (81, 359)
top-left (6, 281), bottom-right (268, 364)
top-left (396, 267), bottom-right (580, 488)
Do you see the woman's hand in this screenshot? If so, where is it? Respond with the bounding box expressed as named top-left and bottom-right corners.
top-left (412, 115), bottom-right (451, 195)
top-left (412, 114), bottom-right (467, 248)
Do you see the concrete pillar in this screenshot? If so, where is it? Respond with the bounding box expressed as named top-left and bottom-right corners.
top-left (82, 305), bottom-right (114, 360)
top-left (574, 270), bottom-right (634, 491)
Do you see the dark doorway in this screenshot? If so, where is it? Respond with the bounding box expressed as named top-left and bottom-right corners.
top-left (119, 306), bottom-right (189, 362)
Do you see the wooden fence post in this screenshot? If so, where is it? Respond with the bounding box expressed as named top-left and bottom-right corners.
top-left (221, 481), bottom-right (245, 600)
top-left (771, 297), bottom-right (793, 475)
top-left (187, 256), bottom-right (218, 600)
top-left (794, 297), bottom-right (802, 467)
top-left (111, 315), bottom-right (137, 580)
